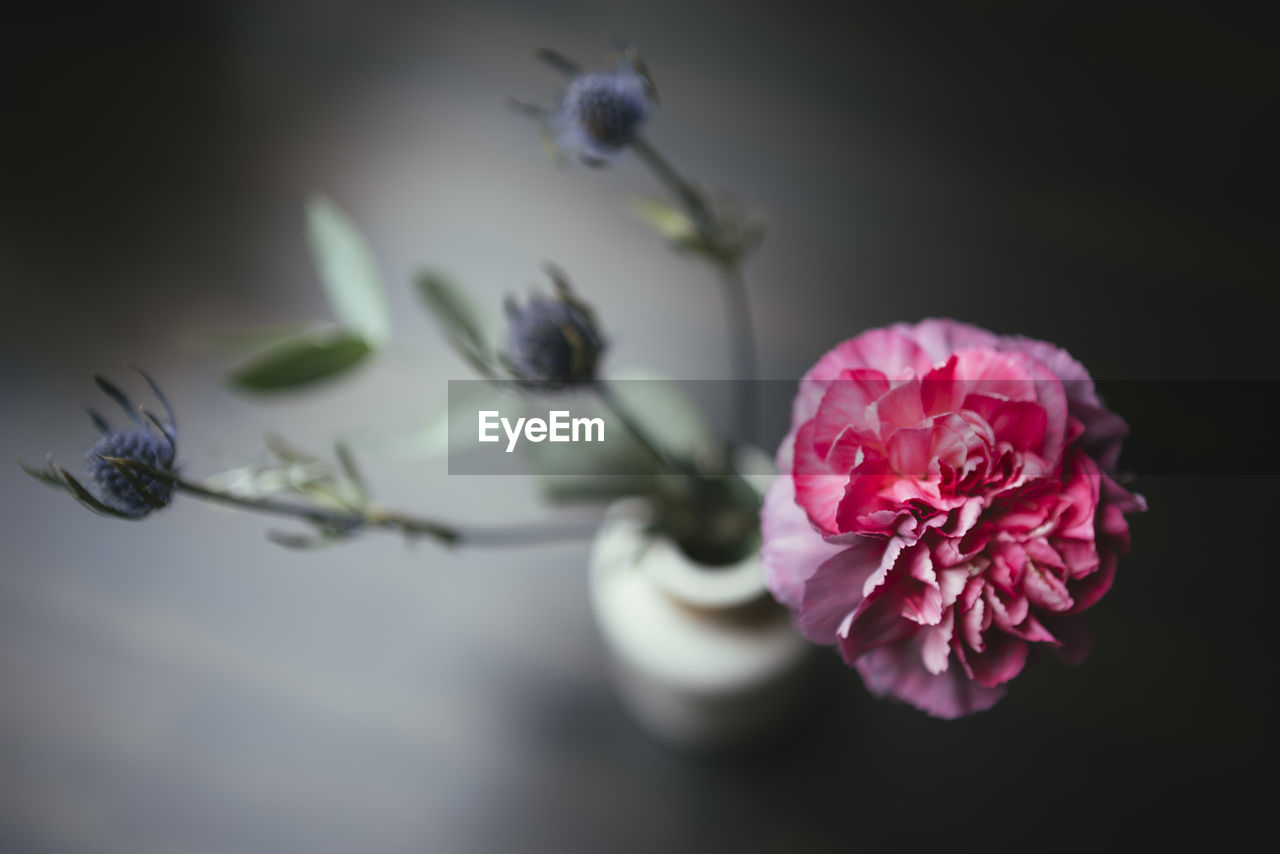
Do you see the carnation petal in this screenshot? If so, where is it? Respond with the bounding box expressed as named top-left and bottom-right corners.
top-left (1057, 452), bottom-right (1103, 540)
top-left (957, 631), bottom-right (1029, 688)
top-left (920, 610), bottom-right (955, 675)
top-left (861, 535), bottom-right (905, 598)
top-left (797, 537), bottom-right (885, 644)
top-left (960, 594), bottom-right (987, 652)
top-left (838, 587), bottom-right (918, 664)
top-left (999, 334), bottom-right (1112, 467)
top-left (835, 328), bottom-right (934, 378)
top-left (897, 545), bottom-right (943, 626)
top-left (983, 399), bottom-right (1049, 455)
top-left (1073, 403), bottom-right (1130, 471)
top-left (1024, 561), bottom-right (1074, 612)
top-left (833, 453), bottom-right (902, 537)
top-left (875, 379), bottom-right (926, 430)
top-left (1066, 550), bottom-right (1117, 615)
top-left (760, 476), bottom-right (845, 610)
top-left (887, 426), bottom-right (933, 477)
top-left (921, 356), bottom-right (965, 415)
top-left (985, 585), bottom-right (1029, 630)
top-left (1056, 539), bottom-right (1101, 578)
top-left (940, 496), bottom-right (985, 539)
top-left (811, 369), bottom-right (887, 458)
top-left (952, 348), bottom-right (1039, 402)
top-left (897, 318), bottom-right (999, 365)
top-left (937, 567), bottom-right (970, 608)
top-left (792, 420), bottom-right (855, 534)
top-left (1008, 613), bottom-right (1059, 645)
top-left (855, 637), bottom-right (1006, 719)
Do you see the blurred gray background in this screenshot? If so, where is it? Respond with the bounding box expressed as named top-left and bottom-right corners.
top-left (2, 1), bottom-right (1274, 851)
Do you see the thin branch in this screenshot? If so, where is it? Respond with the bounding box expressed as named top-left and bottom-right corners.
top-left (627, 136), bottom-right (762, 446)
top-left (167, 474), bottom-right (595, 549)
top-left (628, 135), bottom-right (714, 236)
top-left (592, 380), bottom-right (691, 474)
top-left (719, 263), bottom-right (759, 446)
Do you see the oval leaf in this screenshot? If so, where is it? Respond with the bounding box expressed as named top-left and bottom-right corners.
top-left (415, 271), bottom-right (495, 376)
top-left (230, 332), bottom-right (372, 392)
top-left (306, 194), bottom-right (391, 346)
top-left (182, 321), bottom-right (317, 356)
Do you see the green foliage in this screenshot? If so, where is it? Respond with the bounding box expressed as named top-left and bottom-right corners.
top-left (305, 194), bottom-right (392, 346)
top-left (627, 189), bottom-right (765, 267)
top-left (183, 322), bottom-right (316, 356)
top-left (217, 195), bottom-right (390, 395)
top-left (228, 332), bottom-right (372, 392)
top-left (415, 271), bottom-right (498, 378)
top-left (203, 435), bottom-right (368, 516)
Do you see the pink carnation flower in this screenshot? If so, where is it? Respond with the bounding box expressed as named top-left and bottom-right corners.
top-left (762, 319), bottom-right (1145, 718)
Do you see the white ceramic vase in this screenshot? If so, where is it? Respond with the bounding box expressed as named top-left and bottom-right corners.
top-left (588, 496), bottom-right (814, 753)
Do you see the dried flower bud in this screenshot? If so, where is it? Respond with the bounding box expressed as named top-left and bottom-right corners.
top-left (503, 273), bottom-right (606, 389)
top-left (86, 429), bottom-right (176, 518)
top-left (555, 65), bottom-right (652, 164)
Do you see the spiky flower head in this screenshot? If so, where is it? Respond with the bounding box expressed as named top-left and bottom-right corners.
top-left (21, 370), bottom-right (179, 520)
top-left (554, 62), bottom-right (653, 164)
top-left (86, 428), bottom-right (176, 518)
top-left (503, 268), bottom-right (606, 390)
top-left (80, 371), bottom-right (178, 519)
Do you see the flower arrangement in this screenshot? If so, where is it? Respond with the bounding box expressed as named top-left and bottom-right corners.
top-left (21, 44), bottom-right (1142, 720)
top-left (762, 320), bottom-right (1146, 717)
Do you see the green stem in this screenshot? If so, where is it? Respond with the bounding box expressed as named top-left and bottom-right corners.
top-left (719, 262), bottom-right (759, 445)
top-left (591, 380), bottom-right (690, 474)
top-left (629, 135), bottom-right (714, 235)
top-left (628, 135), bottom-right (760, 445)
top-left (171, 476), bottom-right (595, 548)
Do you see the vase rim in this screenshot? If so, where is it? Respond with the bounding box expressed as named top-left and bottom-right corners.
top-left (601, 497), bottom-right (768, 609)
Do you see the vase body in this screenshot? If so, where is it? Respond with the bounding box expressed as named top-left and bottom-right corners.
top-left (588, 497), bottom-right (814, 753)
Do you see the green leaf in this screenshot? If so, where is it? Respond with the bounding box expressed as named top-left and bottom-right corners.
top-left (334, 440), bottom-right (368, 501)
top-left (263, 432), bottom-right (324, 465)
top-left (627, 196), bottom-right (698, 244)
top-left (229, 332), bottom-right (372, 392)
top-left (203, 461), bottom-right (322, 499)
top-left (305, 194), bottom-right (392, 346)
top-left (415, 271), bottom-right (496, 377)
top-left (181, 322), bottom-right (317, 356)
top-left (268, 529), bottom-right (349, 550)
top-left (202, 450), bottom-right (362, 512)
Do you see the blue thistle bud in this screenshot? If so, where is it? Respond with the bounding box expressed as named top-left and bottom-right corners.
top-left (86, 428), bottom-right (176, 518)
top-left (23, 370), bottom-right (179, 520)
top-left (503, 270), bottom-right (606, 390)
top-left (555, 64), bottom-right (652, 164)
